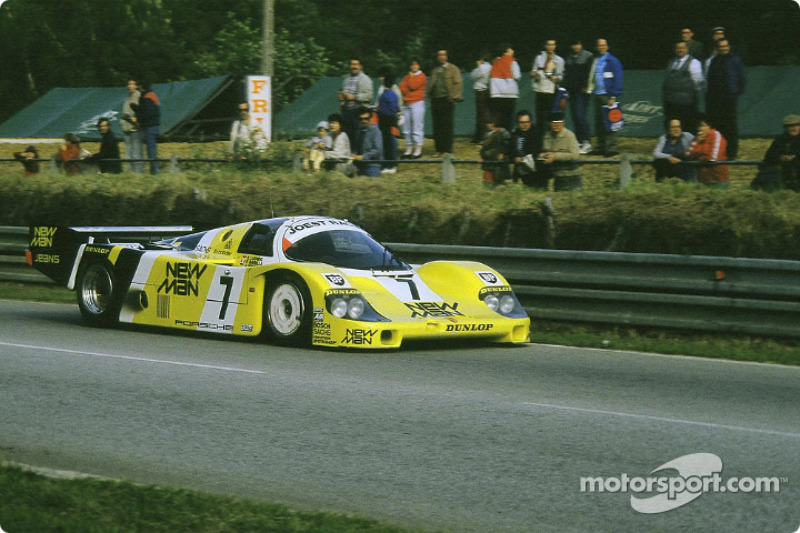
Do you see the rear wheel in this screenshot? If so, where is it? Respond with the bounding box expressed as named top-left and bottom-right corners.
top-left (263, 274), bottom-right (312, 345)
top-left (76, 262), bottom-right (119, 326)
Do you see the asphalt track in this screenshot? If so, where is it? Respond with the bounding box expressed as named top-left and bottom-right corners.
top-left (0, 299), bottom-right (798, 533)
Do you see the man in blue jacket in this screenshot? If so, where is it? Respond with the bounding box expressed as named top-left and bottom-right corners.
top-left (706, 39), bottom-right (746, 160)
top-left (352, 107), bottom-right (383, 177)
top-left (588, 38), bottom-right (623, 157)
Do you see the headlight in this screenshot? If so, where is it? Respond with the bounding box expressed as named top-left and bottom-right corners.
top-left (331, 298), bottom-right (348, 318)
top-left (325, 290), bottom-right (390, 322)
top-left (484, 294), bottom-right (499, 312)
top-left (347, 298), bottom-right (365, 319)
top-left (499, 294), bottom-right (515, 314)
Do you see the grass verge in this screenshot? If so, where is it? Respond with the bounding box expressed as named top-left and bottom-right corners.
top-left (0, 464), bottom-right (428, 533)
top-left (2, 282), bottom-right (799, 366)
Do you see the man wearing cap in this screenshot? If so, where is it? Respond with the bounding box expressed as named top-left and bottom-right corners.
top-left (538, 111), bottom-right (582, 191)
top-left (562, 40), bottom-right (595, 154)
top-left (760, 114), bottom-right (800, 191)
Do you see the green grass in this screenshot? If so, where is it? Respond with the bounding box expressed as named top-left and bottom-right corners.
top-left (0, 464), bottom-right (430, 533)
top-left (2, 282), bottom-right (799, 366)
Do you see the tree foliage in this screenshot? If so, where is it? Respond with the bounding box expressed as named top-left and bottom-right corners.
top-left (0, 0), bottom-right (798, 123)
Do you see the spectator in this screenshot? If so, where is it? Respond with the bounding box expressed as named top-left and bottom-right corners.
top-left (303, 121), bottom-right (332, 173)
top-left (510, 110), bottom-right (543, 188)
top-left (323, 113), bottom-right (352, 174)
top-left (132, 80), bottom-right (160, 174)
top-left (531, 39), bottom-right (565, 137)
top-left (489, 44), bottom-right (521, 132)
top-left (55, 133), bottom-right (83, 175)
top-left (13, 145), bottom-right (40, 176)
top-left (352, 107), bottom-right (383, 177)
top-left (338, 57), bottom-right (374, 144)
top-left (589, 38), bottom-right (624, 157)
top-left (680, 27), bottom-right (704, 61)
top-left (479, 113), bottom-right (512, 186)
top-left (706, 38), bottom-right (745, 160)
top-left (652, 119), bottom-right (694, 182)
top-left (754, 114), bottom-right (800, 191)
top-left (704, 26), bottom-right (727, 72)
top-left (427, 49), bottom-right (463, 157)
top-left (539, 111), bottom-right (582, 191)
top-left (662, 41), bottom-right (704, 134)
top-left (562, 39), bottom-right (594, 155)
top-left (470, 51), bottom-right (492, 143)
top-left (399, 57), bottom-right (427, 159)
top-left (229, 101), bottom-right (267, 162)
top-left (685, 116), bottom-right (729, 188)
top-left (376, 71), bottom-right (401, 174)
top-left (85, 117), bottom-right (122, 174)
top-left (121, 79), bottom-right (143, 173)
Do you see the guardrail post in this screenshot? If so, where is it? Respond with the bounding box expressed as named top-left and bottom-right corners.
top-left (619, 154), bottom-right (633, 189)
top-left (541, 196), bottom-right (555, 248)
top-left (292, 152), bottom-right (304, 173)
top-left (170, 153), bottom-right (181, 173)
top-left (442, 154), bottom-right (456, 183)
top-left (49, 155), bottom-right (59, 174)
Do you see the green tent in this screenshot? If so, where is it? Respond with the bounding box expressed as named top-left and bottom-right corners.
top-left (275, 65), bottom-right (800, 139)
top-left (0, 76), bottom-right (236, 142)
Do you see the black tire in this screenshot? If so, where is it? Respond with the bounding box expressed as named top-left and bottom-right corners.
top-left (262, 273), bottom-right (312, 346)
top-left (76, 262), bottom-right (119, 326)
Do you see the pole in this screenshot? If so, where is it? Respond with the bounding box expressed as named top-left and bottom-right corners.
top-left (261, 0), bottom-right (274, 76)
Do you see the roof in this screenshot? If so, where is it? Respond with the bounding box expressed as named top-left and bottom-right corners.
top-left (0, 76), bottom-right (235, 141)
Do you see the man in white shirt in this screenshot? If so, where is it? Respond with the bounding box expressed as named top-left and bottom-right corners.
top-left (229, 102), bottom-right (267, 161)
top-left (662, 41), bottom-right (704, 134)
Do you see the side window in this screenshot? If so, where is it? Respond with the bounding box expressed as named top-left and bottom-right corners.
top-left (238, 225), bottom-right (275, 256)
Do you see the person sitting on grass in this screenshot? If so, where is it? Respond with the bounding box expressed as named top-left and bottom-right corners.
top-left (479, 113), bottom-right (512, 186)
top-left (303, 121), bottom-right (333, 173)
top-left (685, 115), bottom-right (729, 188)
top-left (652, 118), bottom-right (694, 182)
top-left (55, 133), bottom-right (83, 175)
top-left (538, 111), bottom-right (582, 191)
top-left (13, 145), bottom-right (40, 176)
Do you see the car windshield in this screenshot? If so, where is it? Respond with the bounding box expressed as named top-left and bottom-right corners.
top-left (285, 230), bottom-right (409, 270)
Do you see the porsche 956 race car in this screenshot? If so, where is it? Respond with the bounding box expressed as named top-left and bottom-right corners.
top-left (27, 217), bottom-right (530, 348)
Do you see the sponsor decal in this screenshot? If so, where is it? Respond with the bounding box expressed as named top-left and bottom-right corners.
top-left (240, 324), bottom-right (254, 332)
top-left (30, 226), bottom-right (57, 247)
top-left (405, 301), bottom-right (462, 318)
top-left (313, 312), bottom-right (325, 321)
top-left (479, 285), bottom-right (512, 295)
top-left (325, 288), bottom-right (359, 296)
top-left (34, 253), bottom-right (60, 264)
top-left (324, 273), bottom-right (347, 286)
top-left (445, 323), bottom-right (494, 332)
top-left (478, 271), bottom-right (500, 284)
top-left (286, 218), bottom-right (356, 236)
top-left (342, 328), bottom-right (377, 345)
top-left (240, 255), bottom-right (263, 266)
top-left (158, 262), bottom-right (208, 297)
top-left (85, 246), bottom-right (110, 254)
top-left (174, 319), bottom-right (233, 331)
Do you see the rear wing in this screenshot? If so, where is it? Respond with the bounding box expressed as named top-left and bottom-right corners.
top-left (27, 225), bottom-right (192, 287)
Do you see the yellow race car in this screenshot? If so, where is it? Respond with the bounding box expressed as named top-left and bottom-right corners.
top-left (27, 217), bottom-right (530, 348)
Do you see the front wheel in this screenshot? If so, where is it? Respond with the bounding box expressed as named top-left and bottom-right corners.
top-left (76, 262), bottom-right (119, 326)
top-left (263, 274), bottom-right (312, 346)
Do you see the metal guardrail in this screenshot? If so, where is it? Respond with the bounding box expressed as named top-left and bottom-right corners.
top-left (3, 227), bottom-right (799, 337)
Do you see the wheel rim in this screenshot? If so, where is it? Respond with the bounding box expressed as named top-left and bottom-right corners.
top-left (81, 265), bottom-right (113, 315)
top-left (268, 283), bottom-right (304, 336)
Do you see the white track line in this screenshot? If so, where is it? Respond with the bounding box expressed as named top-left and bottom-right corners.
top-left (0, 341), bottom-right (266, 375)
top-left (520, 401), bottom-right (800, 439)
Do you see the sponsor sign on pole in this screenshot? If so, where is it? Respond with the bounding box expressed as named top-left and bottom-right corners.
top-left (247, 75), bottom-right (271, 142)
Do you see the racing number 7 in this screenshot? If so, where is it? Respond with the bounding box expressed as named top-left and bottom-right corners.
top-left (218, 276), bottom-right (234, 319)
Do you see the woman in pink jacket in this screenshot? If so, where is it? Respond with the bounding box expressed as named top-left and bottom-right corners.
top-left (399, 57), bottom-right (427, 159)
